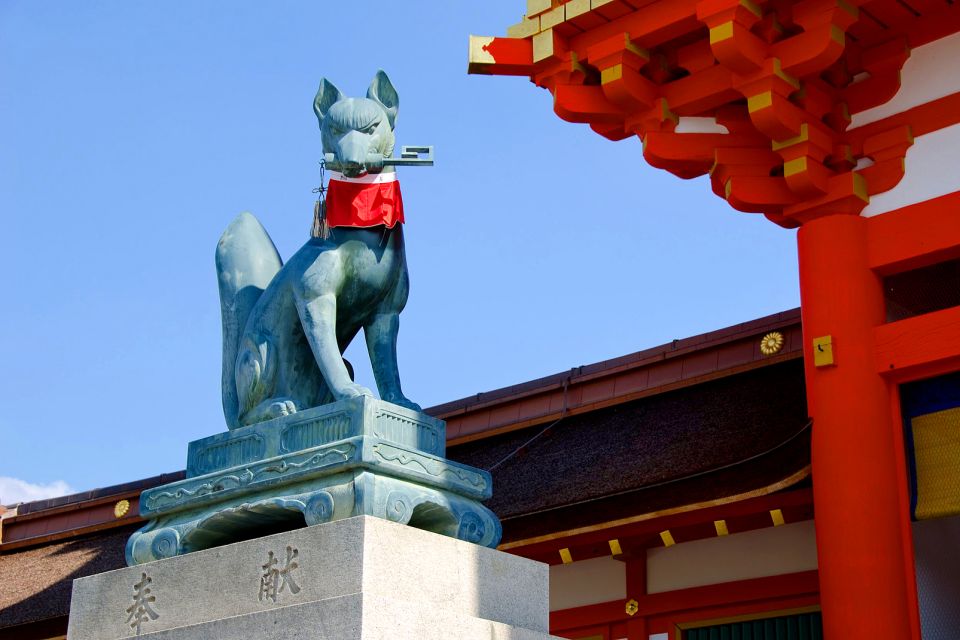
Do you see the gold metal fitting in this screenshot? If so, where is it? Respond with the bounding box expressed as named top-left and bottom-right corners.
top-left (608, 539), bottom-right (623, 556)
top-left (770, 508), bottom-right (786, 526)
top-left (760, 331), bottom-right (785, 356)
top-left (813, 335), bottom-right (835, 367)
top-left (114, 499), bottom-right (130, 518)
top-left (625, 598), bottom-right (639, 616)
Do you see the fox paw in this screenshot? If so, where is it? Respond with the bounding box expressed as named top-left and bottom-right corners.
top-left (397, 399), bottom-right (422, 412)
top-left (382, 393), bottom-right (422, 412)
top-left (335, 383), bottom-right (374, 400)
top-left (245, 398), bottom-right (298, 424)
top-left (267, 399), bottom-right (298, 418)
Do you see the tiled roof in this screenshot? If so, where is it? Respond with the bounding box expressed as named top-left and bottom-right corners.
top-left (0, 527), bottom-right (135, 636)
top-left (448, 358), bottom-right (809, 546)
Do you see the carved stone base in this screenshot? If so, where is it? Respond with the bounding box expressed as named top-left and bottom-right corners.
top-left (71, 516), bottom-right (560, 640)
top-left (126, 397), bottom-right (500, 565)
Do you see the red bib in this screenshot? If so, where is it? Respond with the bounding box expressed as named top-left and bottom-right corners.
top-left (325, 171), bottom-right (404, 229)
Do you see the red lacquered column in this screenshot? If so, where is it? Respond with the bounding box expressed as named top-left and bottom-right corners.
top-left (797, 213), bottom-right (918, 639)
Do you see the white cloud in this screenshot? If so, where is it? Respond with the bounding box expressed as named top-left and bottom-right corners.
top-left (0, 476), bottom-right (75, 505)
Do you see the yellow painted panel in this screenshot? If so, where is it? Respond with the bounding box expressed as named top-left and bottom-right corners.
top-left (772, 123), bottom-right (809, 151)
top-left (813, 335), bottom-right (834, 367)
top-left (601, 64), bottom-right (623, 84)
top-left (540, 5), bottom-right (566, 31)
top-left (710, 22), bottom-right (734, 44)
top-left (507, 16), bottom-right (541, 39)
top-left (772, 58), bottom-right (800, 89)
top-left (566, 0), bottom-right (591, 19)
top-left (853, 173), bottom-right (869, 203)
top-left (830, 24), bottom-right (845, 45)
top-left (770, 509), bottom-right (785, 526)
top-left (913, 407), bottom-right (960, 519)
top-left (527, 0), bottom-right (552, 16)
top-left (532, 29), bottom-right (556, 63)
top-left (742, 0), bottom-right (762, 18)
top-left (748, 92), bottom-right (773, 113)
top-left (784, 157), bottom-right (807, 177)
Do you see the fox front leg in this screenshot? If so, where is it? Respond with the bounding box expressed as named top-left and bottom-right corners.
top-left (296, 293), bottom-right (373, 401)
top-left (365, 312), bottom-right (421, 412)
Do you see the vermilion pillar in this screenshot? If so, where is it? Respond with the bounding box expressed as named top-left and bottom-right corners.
top-left (797, 214), bottom-right (916, 639)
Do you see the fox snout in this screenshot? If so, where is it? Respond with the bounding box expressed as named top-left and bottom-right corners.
top-left (331, 129), bottom-right (382, 176)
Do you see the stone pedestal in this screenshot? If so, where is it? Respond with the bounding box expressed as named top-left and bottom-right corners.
top-left (69, 516), bottom-right (559, 639)
top-left (127, 397), bottom-right (501, 565)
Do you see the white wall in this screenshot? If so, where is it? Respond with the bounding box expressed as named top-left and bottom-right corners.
top-left (548, 521), bottom-right (818, 613)
top-left (852, 31), bottom-right (960, 128)
top-left (646, 520), bottom-right (818, 594)
top-left (550, 555), bottom-right (626, 611)
top-left (853, 32), bottom-right (960, 216)
top-left (861, 123), bottom-right (960, 217)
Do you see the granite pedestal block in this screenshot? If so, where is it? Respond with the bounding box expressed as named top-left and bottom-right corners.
top-left (70, 516), bottom-right (561, 639)
top-left (127, 397), bottom-right (501, 565)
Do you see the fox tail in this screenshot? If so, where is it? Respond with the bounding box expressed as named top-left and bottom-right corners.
top-left (215, 212), bottom-right (282, 429)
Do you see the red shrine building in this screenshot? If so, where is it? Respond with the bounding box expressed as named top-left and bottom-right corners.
top-left (2, 3), bottom-right (960, 639)
top-left (467, 0), bottom-right (960, 638)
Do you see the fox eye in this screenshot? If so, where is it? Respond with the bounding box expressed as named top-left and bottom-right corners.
top-left (362, 123), bottom-right (378, 134)
top-left (330, 125), bottom-right (343, 136)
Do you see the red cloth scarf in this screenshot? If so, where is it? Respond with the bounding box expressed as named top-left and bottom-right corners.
top-left (325, 171), bottom-right (404, 229)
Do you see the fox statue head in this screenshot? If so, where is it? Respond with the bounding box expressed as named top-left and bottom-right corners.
top-left (313, 70), bottom-right (399, 178)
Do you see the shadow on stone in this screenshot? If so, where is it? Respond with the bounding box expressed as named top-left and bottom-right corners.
top-left (182, 502), bottom-right (308, 552)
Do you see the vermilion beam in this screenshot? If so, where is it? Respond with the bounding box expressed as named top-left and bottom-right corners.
top-left (867, 191), bottom-right (960, 274)
top-left (661, 65), bottom-right (738, 115)
top-left (550, 571), bottom-right (819, 631)
top-left (553, 84), bottom-right (625, 123)
top-left (875, 306), bottom-right (960, 378)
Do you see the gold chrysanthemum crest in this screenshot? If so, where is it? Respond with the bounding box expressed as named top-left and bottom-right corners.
top-left (760, 331), bottom-right (785, 356)
top-left (114, 499), bottom-right (130, 518)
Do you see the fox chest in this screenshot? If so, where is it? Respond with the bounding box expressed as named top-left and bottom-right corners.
top-left (337, 238), bottom-right (403, 303)
top-left (296, 232), bottom-right (405, 312)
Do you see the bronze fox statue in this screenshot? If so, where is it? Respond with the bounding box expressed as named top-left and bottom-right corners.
top-left (215, 71), bottom-right (420, 429)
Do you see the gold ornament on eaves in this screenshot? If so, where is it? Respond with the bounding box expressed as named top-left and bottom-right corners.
top-left (760, 331), bottom-right (785, 356)
top-left (114, 499), bottom-right (130, 518)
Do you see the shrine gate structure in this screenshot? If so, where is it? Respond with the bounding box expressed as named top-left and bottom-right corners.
top-left (470, 1), bottom-right (960, 638)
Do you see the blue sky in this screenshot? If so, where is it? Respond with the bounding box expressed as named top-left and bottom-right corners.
top-left (0, 1), bottom-right (799, 502)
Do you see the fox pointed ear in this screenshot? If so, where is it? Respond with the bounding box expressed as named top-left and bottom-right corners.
top-left (313, 78), bottom-right (344, 127)
top-left (367, 70), bottom-right (399, 129)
